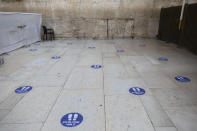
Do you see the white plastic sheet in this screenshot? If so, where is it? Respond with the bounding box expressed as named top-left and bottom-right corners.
top-left (0, 12), bottom-right (42, 54)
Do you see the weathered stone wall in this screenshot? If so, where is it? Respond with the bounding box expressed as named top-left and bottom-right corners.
top-left (0, 0), bottom-right (197, 38)
top-left (108, 19), bottom-right (134, 38)
top-left (0, 0), bottom-right (154, 38)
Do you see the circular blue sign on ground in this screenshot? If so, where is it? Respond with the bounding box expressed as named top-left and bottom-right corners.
top-left (117, 49), bottom-right (125, 53)
top-left (91, 65), bottom-right (102, 69)
top-left (139, 44), bottom-right (146, 47)
top-left (15, 86), bottom-right (32, 94)
top-left (29, 49), bottom-right (37, 52)
top-left (61, 113), bottom-right (83, 127)
top-left (88, 47), bottom-right (96, 49)
top-left (67, 42), bottom-right (72, 45)
top-left (34, 43), bottom-right (40, 46)
top-left (175, 76), bottom-right (191, 82)
top-left (51, 56), bottom-right (61, 59)
top-left (129, 87), bottom-right (145, 95)
top-left (158, 57), bottom-right (168, 61)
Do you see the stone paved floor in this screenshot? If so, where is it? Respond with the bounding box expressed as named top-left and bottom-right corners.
top-left (0, 39), bottom-right (197, 131)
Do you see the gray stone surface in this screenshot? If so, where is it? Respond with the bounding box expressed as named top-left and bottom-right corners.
top-left (0, 39), bottom-right (197, 131)
top-left (1, 0), bottom-right (191, 38)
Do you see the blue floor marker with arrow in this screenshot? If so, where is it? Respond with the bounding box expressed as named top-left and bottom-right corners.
top-left (129, 87), bottom-right (145, 95)
top-left (61, 113), bottom-right (83, 127)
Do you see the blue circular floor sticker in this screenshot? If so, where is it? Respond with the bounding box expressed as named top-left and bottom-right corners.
top-left (67, 42), bottom-right (72, 45)
top-left (51, 56), bottom-right (61, 59)
top-left (34, 43), bottom-right (40, 46)
top-left (15, 86), bottom-right (32, 94)
top-left (129, 87), bottom-right (145, 95)
top-left (61, 113), bottom-right (83, 127)
top-left (88, 47), bottom-right (96, 49)
top-left (139, 44), bottom-right (146, 47)
top-left (158, 57), bottom-right (168, 61)
top-left (175, 76), bottom-right (191, 82)
top-left (29, 49), bottom-right (37, 52)
top-left (91, 65), bottom-right (102, 69)
top-left (117, 49), bottom-right (125, 53)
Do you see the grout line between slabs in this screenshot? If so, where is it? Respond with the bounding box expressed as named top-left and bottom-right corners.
top-left (102, 43), bottom-right (107, 131)
top-left (139, 96), bottom-right (157, 131)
